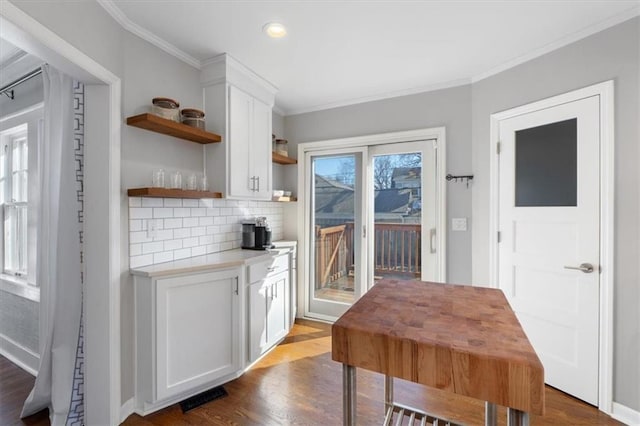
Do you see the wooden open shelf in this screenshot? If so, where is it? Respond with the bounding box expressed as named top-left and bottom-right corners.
top-left (126, 113), bottom-right (222, 144)
top-left (272, 152), bottom-right (297, 165)
top-left (127, 187), bottom-right (223, 199)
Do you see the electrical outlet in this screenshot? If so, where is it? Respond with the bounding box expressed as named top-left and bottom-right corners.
top-left (146, 219), bottom-right (158, 239)
top-left (452, 218), bottom-right (467, 232)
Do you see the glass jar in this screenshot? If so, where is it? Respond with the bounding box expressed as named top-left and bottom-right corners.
top-left (275, 139), bottom-right (288, 157)
top-left (181, 108), bottom-right (206, 130)
top-left (151, 97), bottom-right (180, 122)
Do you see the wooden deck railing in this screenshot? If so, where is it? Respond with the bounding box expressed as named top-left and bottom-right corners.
top-left (315, 224), bottom-right (352, 289)
top-left (315, 222), bottom-right (421, 288)
top-left (373, 223), bottom-right (421, 277)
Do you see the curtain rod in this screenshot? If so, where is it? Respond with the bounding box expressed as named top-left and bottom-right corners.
top-left (0, 67), bottom-right (43, 100)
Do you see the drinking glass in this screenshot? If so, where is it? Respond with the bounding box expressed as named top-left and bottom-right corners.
top-left (170, 171), bottom-right (182, 189)
top-left (186, 173), bottom-right (197, 191)
top-left (198, 175), bottom-right (209, 192)
top-left (152, 169), bottom-right (165, 188)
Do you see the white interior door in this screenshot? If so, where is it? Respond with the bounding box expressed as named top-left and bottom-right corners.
top-left (498, 95), bottom-right (600, 405)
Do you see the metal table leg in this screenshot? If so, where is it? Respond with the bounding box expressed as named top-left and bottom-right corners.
top-left (485, 402), bottom-right (497, 426)
top-left (507, 408), bottom-right (530, 426)
top-left (383, 375), bottom-right (394, 424)
top-left (384, 376), bottom-right (394, 413)
top-left (343, 364), bottom-right (356, 426)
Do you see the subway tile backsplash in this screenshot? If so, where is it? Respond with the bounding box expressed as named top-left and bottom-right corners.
top-left (129, 197), bottom-right (284, 269)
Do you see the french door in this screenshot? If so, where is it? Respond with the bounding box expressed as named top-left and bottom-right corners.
top-left (303, 137), bottom-right (443, 320)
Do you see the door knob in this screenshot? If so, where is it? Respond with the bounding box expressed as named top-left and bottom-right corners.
top-left (564, 263), bottom-right (594, 273)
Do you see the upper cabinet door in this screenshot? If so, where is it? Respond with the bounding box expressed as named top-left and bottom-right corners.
top-left (251, 97), bottom-right (272, 199)
top-left (228, 85), bottom-right (253, 198)
top-left (226, 85), bottom-right (272, 200)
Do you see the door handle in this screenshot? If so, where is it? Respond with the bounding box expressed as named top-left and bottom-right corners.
top-left (564, 263), bottom-right (594, 273)
top-left (256, 176), bottom-right (260, 192)
top-left (250, 176), bottom-right (256, 191)
top-left (429, 228), bottom-right (436, 254)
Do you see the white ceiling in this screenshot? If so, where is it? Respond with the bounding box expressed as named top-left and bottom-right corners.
top-left (0, 38), bottom-right (43, 89)
top-left (103, 0), bottom-right (639, 115)
top-left (0, 38), bottom-right (23, 68)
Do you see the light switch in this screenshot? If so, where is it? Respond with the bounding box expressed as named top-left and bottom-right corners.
top-left (452, 218), bottom-right (467, 231)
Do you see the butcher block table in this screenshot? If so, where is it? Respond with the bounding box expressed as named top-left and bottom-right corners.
top-left (332, 279), bottom-right (544, 426)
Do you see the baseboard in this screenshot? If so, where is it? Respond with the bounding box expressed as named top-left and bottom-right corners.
top-left (0, 333), bottom-right (38, 375)
top-left (120, 397), bottom-right (135, 423)
top-left (612, 402), bottom-right (640, 426)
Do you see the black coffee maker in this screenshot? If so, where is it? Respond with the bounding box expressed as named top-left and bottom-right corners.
top-left (242, 217), bottom-right (273, 250)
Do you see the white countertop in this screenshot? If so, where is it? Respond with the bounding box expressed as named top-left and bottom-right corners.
top-left (130, 247), bottom-right (291, 278)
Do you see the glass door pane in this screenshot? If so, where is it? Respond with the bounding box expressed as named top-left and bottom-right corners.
top-left (368, 140), bottom-right (438, 287)
top-left (307, 151), bottom-right (364, 319)
top-left (371, 152), bottom-right (422, 281)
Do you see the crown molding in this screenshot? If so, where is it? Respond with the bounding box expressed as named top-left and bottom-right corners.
top-left (472, 5), bottom-right (640, 84)
top-left (202, 53), bottom-right (278, 96)
top-left (283, 77), bottom-right (471, 116)
top-left (97, 0), bottom-right (201, 70)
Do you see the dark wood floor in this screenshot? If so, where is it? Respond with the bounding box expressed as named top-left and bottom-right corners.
top-left (1, 320), bottom-right (624, 425)
top-left (0, 356), bottom-right (49, 426)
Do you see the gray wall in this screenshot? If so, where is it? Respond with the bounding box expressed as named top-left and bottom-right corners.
top-left (284, 85), bottom-right (473, 285)
top-left (471, 17), bottom-right (639, 410)
top-left (0, 74), bottom-right (43, 116)
top-left (0, 287), bottom-right (38, 354)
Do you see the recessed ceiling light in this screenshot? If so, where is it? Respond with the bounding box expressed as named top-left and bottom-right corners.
top-left (263, 22), bottom-right (287, 39)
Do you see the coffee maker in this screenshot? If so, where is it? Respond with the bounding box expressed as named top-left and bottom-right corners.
top-left (242, 217), bottom-right (273, 250)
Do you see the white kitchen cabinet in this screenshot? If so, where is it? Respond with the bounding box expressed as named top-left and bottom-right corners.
top-left (247, 254), bottom-right (291, 363)
top-left (227, 86), bottom-right (272, 198)
top-left (272, 241), bottom-right (298, 326)
top-left (133, 267), bottom-right (244, 414)
top-left (202, 54), bottom-right (276, 200)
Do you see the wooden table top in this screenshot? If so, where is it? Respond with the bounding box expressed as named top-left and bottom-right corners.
top-left (332, 279), bottom-right (544, 414)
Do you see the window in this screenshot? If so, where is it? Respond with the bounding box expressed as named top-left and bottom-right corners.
top-left (0, 112), bottom-right (40, 284)
top-left (1, 124), bottom-right (29, 278)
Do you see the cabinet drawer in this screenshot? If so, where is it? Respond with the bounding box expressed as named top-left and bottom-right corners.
top-left (248, 254), bottom-right (289, 283)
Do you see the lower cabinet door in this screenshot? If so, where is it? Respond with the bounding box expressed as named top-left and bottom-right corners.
top-left (267, 271), bottom-right (289, 346)
top-left (155, 268), bottom-right (240, 400)
top-left (248, 270), bottom-right (290, 363)
top-left (248, 280), bottom-right (268, 362)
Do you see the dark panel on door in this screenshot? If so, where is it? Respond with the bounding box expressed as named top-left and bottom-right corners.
top-left (515, 118), bottom-right (577, 207)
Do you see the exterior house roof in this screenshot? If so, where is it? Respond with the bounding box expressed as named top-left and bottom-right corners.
top-left (374, 188), bottom-right (411, 213)
top-left (314, 175), bottom-right (354, 213)
top-left (391, 167), bottom-right (421, 182)
top-left (314, 175), bottom-right (412, 214)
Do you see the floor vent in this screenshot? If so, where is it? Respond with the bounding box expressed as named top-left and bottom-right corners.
top-left (179, 386), bottom-right (228, 413)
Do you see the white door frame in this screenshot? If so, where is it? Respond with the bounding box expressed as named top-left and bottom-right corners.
top-left (297, 127), bottom-right (447, 321)
top-left (488, 81), bottom-right (614, 414)
top-left (0, 3), bottom-right (122, 425)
